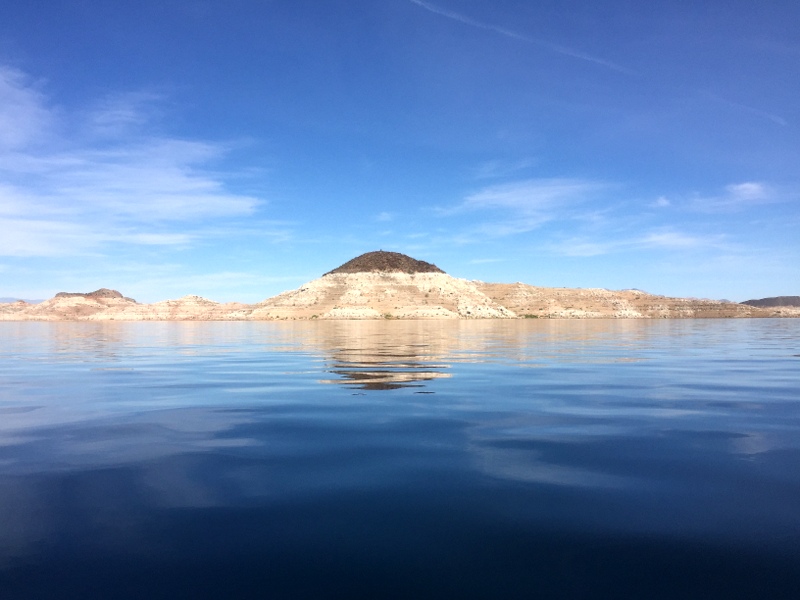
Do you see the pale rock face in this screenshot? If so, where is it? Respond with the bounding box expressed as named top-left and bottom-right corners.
top-left (86, 296), bottom-right (248, 321)
top-left (0, 293), bottom-right (245, 321)
top-left (474, 282), bottom-right (766, 319)
top-left (248, 272), bottom-right (516, 320)
top-left (0, 273), bottom-right (794, 321)
top-left (0, 294), bottom-right (137, 320)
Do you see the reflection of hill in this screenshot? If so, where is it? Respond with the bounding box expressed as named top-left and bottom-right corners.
top-left (320, 363), bottom-right (451, 390)
top-left (283, 319), bottom-right (677, 390)
top-left (303, 321), bottom-right (455, 390)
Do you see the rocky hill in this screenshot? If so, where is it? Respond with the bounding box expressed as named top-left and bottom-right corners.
top-left (742, 296), bottom-right (800, 308)
top-left (54, 288), bottom-right (137, 302)
top-left (1, 251), bottom-right (798, 320)
top-left (249, 271), bottom-right (514, 320)
top-left (248, 251), bottom-right (513, 319)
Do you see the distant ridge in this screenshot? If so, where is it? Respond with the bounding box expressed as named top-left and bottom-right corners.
top-left (742, 296), bottom-right (800, 308)
top-left (0, 297), bottom-right (43, 304)
top-left (324, 250), bottom-right (444, 276)
top-left (55, 288), bottom-right (138, 302)
top-left (3, 253), bottom-right (800, 320)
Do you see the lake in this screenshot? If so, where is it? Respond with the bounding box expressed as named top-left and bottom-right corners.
top-left (1, 319), bottom-right (799, 599)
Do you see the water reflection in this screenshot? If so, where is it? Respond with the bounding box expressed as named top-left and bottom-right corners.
top-left (320, 364), bottom-right (450, 390)
top-left (1, 320), bottom-right (800, 598)
top-left (313, 323), bottom-right (453, 389)
top-left (268, 319), bottom-right (676, 390)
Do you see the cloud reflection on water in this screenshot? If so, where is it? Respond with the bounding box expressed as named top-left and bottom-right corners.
top-left (1, 319), bottom-right (800, 570)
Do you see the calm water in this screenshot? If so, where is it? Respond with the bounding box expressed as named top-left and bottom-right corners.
top-left (0, 319), bottom-right (799, 599)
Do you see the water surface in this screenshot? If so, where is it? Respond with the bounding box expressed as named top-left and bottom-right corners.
top-left (1, 320), bottom-right (799, 598)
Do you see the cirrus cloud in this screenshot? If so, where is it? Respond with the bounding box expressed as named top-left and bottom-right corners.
top-left (0, 65), bottom-right (264, 258)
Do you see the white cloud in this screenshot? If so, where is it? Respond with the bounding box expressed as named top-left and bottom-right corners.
top-left (653, 196), bottom-right (670, 208)
top-left (474, 157), bottom-right (536, 179)
top-left (725, 182), bottom-right (769, 202)
top-left (638, 230), bottom-right (716, 249)
top-left (375, 211), bottom-right (394, 222)
top-left (0, 66), bottom-right (52, 150)
top-left (0, 218), bottom-right (94, 257)
top-left (83, 91), bottom-right (161, 137)
top-left (550, 229), bottom-right (725, 257)
top-left (459, 178), bottom-right (605, 214)
top-left (438, 178), bottom-right (610, 239)
top-left (0, 64), bottom-right (264, 258)
top-left (554, 239), bottom-right (617, 257)
top-left (692, 181), bottom-right (779, 212)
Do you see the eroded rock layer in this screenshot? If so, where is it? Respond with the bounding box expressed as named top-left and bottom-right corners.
top-left (250, 272), bottom-right (514, 320)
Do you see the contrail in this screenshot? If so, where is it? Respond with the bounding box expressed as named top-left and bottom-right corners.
top-left (704, 92), bottom-right (788, 127)
top-left (409, 0), bottom-right (634, 75)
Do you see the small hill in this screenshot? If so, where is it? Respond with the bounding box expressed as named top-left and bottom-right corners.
top-left (742, 296), bottom-right (800, 308)
top-left (325, 251), bottom-right (444, 275)
top-left (55, 288), bottom-right (136, 302)
top-left (252, 251), bottom-right (512, 319)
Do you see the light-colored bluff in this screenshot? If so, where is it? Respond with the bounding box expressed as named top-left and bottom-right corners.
top-left (1, 251), bottom-right (798, 321)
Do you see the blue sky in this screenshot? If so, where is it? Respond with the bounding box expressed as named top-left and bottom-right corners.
top-left (1, 0), bottom-right (798, 303)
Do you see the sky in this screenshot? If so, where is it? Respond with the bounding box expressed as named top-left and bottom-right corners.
top-left (1, 0), bottom-right (798, 303)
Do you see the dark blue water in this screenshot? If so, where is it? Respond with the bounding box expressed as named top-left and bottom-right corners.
top-left (1, 319), bottom-right (799, 599)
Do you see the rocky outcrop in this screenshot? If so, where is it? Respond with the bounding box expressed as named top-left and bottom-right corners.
top-left (249, 272), bottom-right (515, 320)
top-left (54, 288), bottom-right (136, 302)
top-left (0, 291), bottom-right (246, 321)
top-left (14, 290), bottom-right (138, 320)
top-left (85, 295), bottom-right (249, 321)
top-left (474, 282), bottom-right (778, 319)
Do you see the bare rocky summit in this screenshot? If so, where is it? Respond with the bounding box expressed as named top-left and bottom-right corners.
top-left (325, 251), bottom-right (444, 275)
top-left (1, 251), bottom-right (798, 320)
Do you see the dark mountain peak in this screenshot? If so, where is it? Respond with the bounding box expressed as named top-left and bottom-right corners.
top-left (324, 251), bottom-right (445, 276)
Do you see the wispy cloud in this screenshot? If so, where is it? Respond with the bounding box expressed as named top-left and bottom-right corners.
top-left (638, 230), bottom-right (720, 249)
top-left (652, 196), bottom-right (671, 208)
top-left (691, 181), bottom-right (783, 212)
top-left (454, 178), bottom-right (606, 214)
top-left (474, 157), bottom-right (536, 180)
top-left (82, 91), bottom-right (163, 137)
top-left (409, 0), bottom-right (633, 74)
top-left (438, 178), bottom-right (609, 239)
top-left (550, 229), bottom-right (727, 257)
top-left (0, 66), bottom-right (52, 150)
top-left (0, 65), bottom-right (267, 258)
